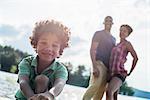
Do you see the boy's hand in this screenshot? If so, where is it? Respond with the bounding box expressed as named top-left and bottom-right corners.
top-left (37, 91), bottom-right (54, 100)
top-left (28, 94), bottom-right (38, 100)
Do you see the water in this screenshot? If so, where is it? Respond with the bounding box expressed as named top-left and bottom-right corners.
top-left (0, 71), bottom-right (148, 100)
top-left (0, 71), bottom-right (18, 99)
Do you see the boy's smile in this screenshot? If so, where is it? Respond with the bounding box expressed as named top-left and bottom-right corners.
top-left (36, 33), bottom-right (60, 62)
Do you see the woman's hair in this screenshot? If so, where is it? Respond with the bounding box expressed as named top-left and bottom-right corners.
top-left (121, 24), bottom-right (133, 35)
top-left (29, 19), bottom-right (71, 56)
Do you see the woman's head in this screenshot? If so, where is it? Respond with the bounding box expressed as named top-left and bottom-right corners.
top-left (30, 19), bottom-right (71, 56)
top-left (120, 24), bottom-right (133, 39)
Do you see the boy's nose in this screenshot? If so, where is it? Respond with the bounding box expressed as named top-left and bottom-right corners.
top-left (44, 47), bottom-right (52, 52)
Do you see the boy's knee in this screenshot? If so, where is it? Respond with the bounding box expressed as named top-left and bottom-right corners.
top-left (35, 75), bottom-right (49, 93)
top-left (35, 74), bottom-right (49, 83)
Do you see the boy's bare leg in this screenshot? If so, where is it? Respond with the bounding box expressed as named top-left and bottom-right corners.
top-left (35, 74), bottom-right (49, 93)
top-left (34, 74), bottom-right (52, 100)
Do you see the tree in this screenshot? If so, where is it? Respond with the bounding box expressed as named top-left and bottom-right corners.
top-left (1, 53), bottom-right (16, 72)
top-left (119, 82), bottom-right (134, 96)
top-left (0, 45), bottom-right (30, 73)
top-left (65, 64), bottom-right (90, 87)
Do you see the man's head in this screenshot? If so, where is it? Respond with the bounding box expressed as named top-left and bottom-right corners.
top-left (119, 24), bottom-right (133, 39)
top-left (103, 16), bottom-right (113, 31)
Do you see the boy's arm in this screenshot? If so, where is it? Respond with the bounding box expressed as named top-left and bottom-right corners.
top-left (19, 75), bottom-right (35, 99)
top-left (49, 78), bottom-right (66, 97)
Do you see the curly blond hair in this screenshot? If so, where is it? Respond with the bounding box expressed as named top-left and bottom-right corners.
top-left (29, 19), bottom-right (71, 56)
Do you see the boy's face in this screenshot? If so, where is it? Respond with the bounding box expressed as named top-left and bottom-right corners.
top-left (36, 33), bottom-right (60, 62)
top-left (119, 26), bottom-right (129, 39)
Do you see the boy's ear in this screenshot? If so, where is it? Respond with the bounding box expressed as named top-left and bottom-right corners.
top-left (56, 51), bottom-right (61, 58)
top-left (57, 53), bottom-right (61, 58)
top-left (59, 49), bottom-right (63, 55)
top-left (57, 56), bottom-right (60, 58)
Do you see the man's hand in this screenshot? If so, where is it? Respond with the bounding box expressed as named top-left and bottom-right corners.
top-left (93, 66), bottom-right (99, 78)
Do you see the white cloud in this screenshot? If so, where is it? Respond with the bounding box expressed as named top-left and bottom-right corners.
top-left (134, 0), bottom-right (150, 8)
top-left (0, 24), bottom-right (30, 45)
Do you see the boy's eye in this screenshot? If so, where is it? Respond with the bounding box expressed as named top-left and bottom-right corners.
top-left (39, 41), bottom-right (47, 45)
top-left (53, 44), bottom-right (59, 48)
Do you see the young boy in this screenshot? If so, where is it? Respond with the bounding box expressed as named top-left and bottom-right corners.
top-left (106, 24), bottom-right (138, 100)
top-left (15, 19), bottom-right (71, 100)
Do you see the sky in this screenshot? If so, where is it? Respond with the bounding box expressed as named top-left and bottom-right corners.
top-left (0, 0), bottom-right (150, 92)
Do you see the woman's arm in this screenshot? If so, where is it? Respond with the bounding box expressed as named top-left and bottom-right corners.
top-left (126, 42), bottom-right (138, 76)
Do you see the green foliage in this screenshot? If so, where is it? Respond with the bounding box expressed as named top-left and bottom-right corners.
top-left (0, 45), bottom-right (30, 73)
top-left (119, 82), bottom-right (135, 96)
top-left (64, 63), bottom-right (90, 88)
top-left (10, 65), bottom-right (17, 73)
top-left (1, 53), bottom-right (16, 72)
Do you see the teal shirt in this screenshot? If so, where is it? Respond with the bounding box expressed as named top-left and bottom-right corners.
top-left (15, 56), bottom-right (68, 99)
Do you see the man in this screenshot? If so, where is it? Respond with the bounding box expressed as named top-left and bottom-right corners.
top-left (83, 16), bottom-right (116, 100)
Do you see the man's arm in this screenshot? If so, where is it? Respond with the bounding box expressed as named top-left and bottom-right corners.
top-left (90, 40), bottom-right (99, 77)
top-left (90, 41), bottom-right (98, 66)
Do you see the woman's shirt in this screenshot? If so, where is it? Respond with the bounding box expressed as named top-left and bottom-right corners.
top-left (109, 41), bottom-right (128, 76)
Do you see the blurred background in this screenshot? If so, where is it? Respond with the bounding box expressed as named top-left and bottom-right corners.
top-left (0, 0), bottom-right (150, 99)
